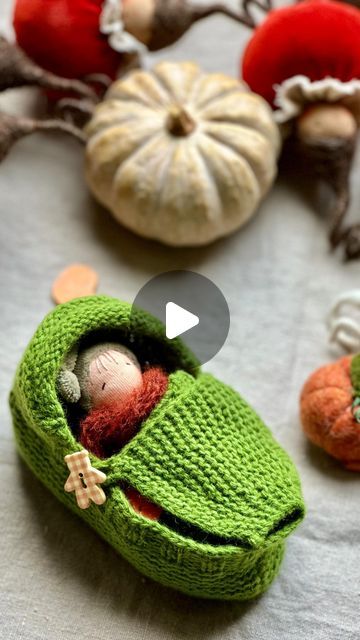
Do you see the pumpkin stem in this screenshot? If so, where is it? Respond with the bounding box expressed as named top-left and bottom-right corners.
top-left (351, 356), bottom-right (360, 404)
top-left (166, 106), bottom-right (196, 137)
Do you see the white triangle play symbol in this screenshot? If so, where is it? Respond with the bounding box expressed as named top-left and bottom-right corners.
top-left (166, 302), bottom-right (199, 340)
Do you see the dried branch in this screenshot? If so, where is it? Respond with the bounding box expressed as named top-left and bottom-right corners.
top-left (149, 0), bottom-right (272, 50)
top-left (55, 98), bottom-right (96, 128)
top-left (0, 36), bottom-right (96, 99)
top-left (54, 53), bottom-right (141, 127)
top-left (0, 111), bottom-right (85, 162)
top-left (332, 224), bottom-right (360, 261)
top-left (192, 0), bottom-right (273, 29)
top-left (343, 226), bottom-right (360, 261)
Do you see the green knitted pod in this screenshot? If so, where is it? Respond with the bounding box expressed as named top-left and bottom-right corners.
top-left (10, 296), bottom-right (304, 600)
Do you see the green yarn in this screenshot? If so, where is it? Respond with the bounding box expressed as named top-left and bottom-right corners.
top-left (10, 295), bottom-right (304, 600)
top-left (350, 355), bottom-right (360, 422)
top-left (351, 354), bottom-right (360, 397)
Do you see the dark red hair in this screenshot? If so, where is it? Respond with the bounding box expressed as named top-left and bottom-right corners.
top-left (80, 367), bottom-right (168, 458)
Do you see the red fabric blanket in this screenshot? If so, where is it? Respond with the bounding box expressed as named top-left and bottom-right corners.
top-left (14, 0), bottom-right (120, 80)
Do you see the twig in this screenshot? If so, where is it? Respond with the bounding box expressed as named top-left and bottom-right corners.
top-left (334, 225), bottom-right (360, 261)
top-left (55, 98), bottom-right (96, 127)
top-left (192, 0), bottom-right (273, 29)
top-left (0, 111), bottom-right (85, 162)
top-left (0, 36), bottom-right (96, 99)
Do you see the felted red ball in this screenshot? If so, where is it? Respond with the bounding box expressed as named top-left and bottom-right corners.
top-left (242, 0), bottom-right (360, 106)
top-left (13, 0), bottom-right (121, 81)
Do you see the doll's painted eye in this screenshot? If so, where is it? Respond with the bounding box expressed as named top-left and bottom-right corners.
top-left (102, 382), bottom-right (106, 390)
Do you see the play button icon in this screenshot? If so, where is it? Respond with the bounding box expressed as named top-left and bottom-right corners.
top-left (165, 302), bottom-right (199, 339)
top-left (131, 270), bottom-right (230, 367)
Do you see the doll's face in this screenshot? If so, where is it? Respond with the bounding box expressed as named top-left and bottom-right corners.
top-left (88, 348), bottom-right (143, 409)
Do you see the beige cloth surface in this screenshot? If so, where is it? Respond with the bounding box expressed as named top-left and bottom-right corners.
top-left (1, 2), bottom-right (360, 639)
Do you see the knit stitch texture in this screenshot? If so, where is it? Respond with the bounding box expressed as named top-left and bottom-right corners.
top-left (10, 296), bottom-right (305, 600)
top-left (351, 354), bottom-right (360, 397)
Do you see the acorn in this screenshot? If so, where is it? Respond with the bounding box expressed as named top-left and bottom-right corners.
top-left (13, 0), bottom-right (268, 84)
top-left (242, 0), bottom-right (360, 260)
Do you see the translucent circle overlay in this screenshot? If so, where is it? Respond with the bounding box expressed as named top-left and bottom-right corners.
top-left (131, 270), bottom-right (230, 367)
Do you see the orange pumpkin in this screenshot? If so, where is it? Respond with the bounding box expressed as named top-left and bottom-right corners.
top-left (300, 355), bottom-right (360, 470)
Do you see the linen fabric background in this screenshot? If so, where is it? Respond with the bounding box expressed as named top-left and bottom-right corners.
top-left (0, 1), bottom-right (359, 638)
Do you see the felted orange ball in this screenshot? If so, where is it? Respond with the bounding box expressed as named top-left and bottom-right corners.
top-left (300, 355), bottom-right (360, 471)
top-left (242, 0), bottom-right (360, 106)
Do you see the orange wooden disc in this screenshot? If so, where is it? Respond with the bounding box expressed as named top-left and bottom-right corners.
top-left (51, 264), bottom-right (99, 304)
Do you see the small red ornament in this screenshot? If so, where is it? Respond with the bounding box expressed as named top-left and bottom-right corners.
top-left (13, 0), bottom-right (122, 82)
top-left (242, 0), bottom-right (360, 106)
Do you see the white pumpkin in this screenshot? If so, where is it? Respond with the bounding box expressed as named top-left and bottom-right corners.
top-left (85, 61), bottom-right (281, 246)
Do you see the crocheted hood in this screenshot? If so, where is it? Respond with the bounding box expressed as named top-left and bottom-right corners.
top-left (10, 296), bottom-right (304, 600)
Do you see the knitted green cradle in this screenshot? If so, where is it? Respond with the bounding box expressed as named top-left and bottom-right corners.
top-left (10, 296), bottom-right (304, 600)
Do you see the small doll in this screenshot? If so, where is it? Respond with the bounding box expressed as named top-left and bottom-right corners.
top-left (58, 342), bottom-right (168, 458)
top-left (11, 295), bottom-right (304, 600)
